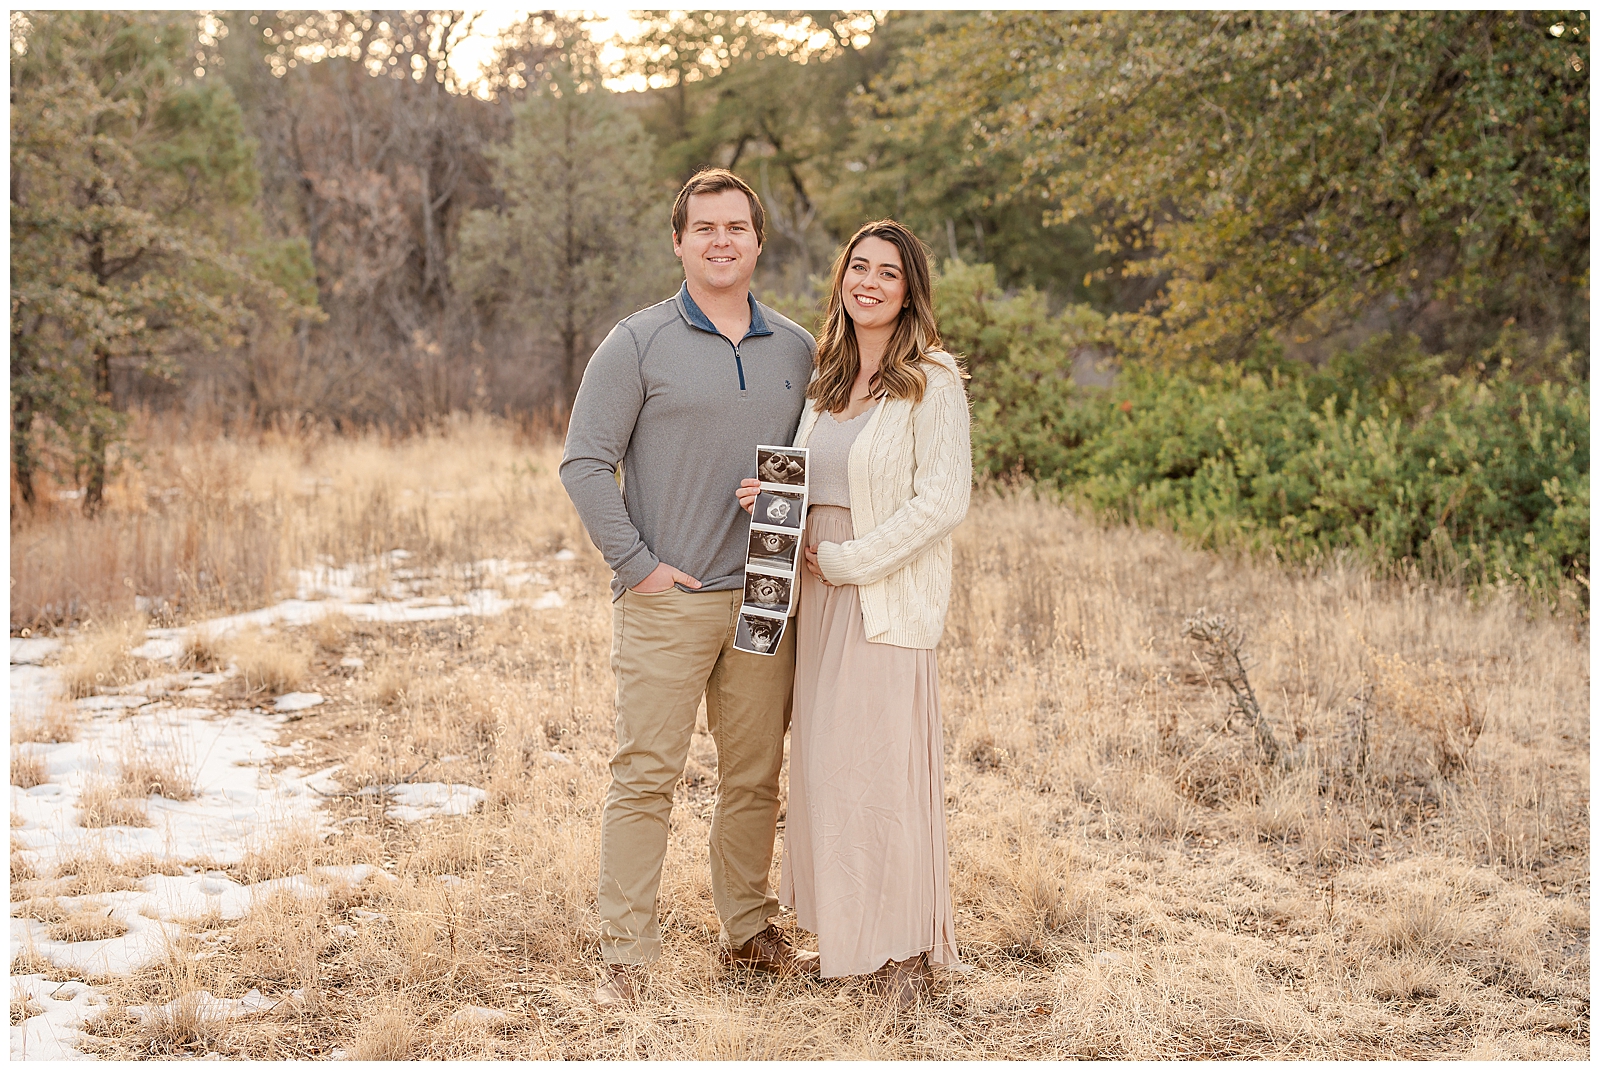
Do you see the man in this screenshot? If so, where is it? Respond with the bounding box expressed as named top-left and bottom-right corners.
top-left (560, 169), bottom-right (817, 1009)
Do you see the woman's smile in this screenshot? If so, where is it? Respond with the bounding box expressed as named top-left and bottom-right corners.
top-left (843, 236), bottom-right (907, 330)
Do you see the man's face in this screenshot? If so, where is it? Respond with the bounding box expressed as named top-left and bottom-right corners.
top-left (674, 189), bottom-right (761, 295)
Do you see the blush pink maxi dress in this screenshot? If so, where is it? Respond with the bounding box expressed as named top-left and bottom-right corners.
top-left (778, 406), bottom-right (961, 978)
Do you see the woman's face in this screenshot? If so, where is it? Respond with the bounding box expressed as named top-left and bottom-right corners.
top-left (841, 235), bottom-right (907, 334)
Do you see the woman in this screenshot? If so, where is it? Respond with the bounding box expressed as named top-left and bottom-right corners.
top-left (738, 220), bottom-right (971, 1008)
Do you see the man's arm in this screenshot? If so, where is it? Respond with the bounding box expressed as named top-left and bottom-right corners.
top-left (559, 324), bottom-right (661, 591)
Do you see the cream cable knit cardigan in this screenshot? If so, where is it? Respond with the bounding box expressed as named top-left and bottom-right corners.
top-left (794, 350), bottom-right (972, 649)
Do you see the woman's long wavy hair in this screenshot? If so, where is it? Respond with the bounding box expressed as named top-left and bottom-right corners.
top-left (807, 220), bottom-right (941, 413)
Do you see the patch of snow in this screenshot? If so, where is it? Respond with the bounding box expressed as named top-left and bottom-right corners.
top-left (465, 589), bottom-right (514, 614)
top-left (469, 558), bottom-right (532, 577)
top-left (298, 764), bottom-right (346, 797)
top-left (132, 865), bottom-right (382, 924)
top-left (339, 656), bottom-right (365, 669)
top-left (10, 908), bottom-right (185, 977)
top-left (9, 976), bottom-right (108, 1061)
top-left (72, 694), bottom-right (151, 712)
top-left (128, 583), bottom-right (535, 667)
top-left (360, 782), bottom-right (487, 822)
top-left (553, 549), bottom-right (576, 562)
top-left (291, 563), bottom-right (367, 602)
top-left (128, 987), bottom-right (305, 1026)
top-left (447, 1004), bottom-right (509, 1026)
top-left (10, 637), bottom-right (63, 664)
top-left (127, 636), bottom-right (184, 661)
top-left (8, 550), bottom-right (568, 1060)
top-left (120, 671), bottom-right (229, 696)
top-left (9, 707), bottom-right (329, 875)
top-left (273, 692), bottom-right (324, 713)
top-left (10, 867), bottom-right (388, 998)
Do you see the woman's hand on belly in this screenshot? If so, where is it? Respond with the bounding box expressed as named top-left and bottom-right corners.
top-left (804, 543), bottom-right (834, 586)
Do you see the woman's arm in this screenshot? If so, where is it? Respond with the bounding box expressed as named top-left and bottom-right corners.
top-left (815, 366), bottom-right (971, 587)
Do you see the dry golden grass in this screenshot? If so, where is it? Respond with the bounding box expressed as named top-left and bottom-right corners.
top-left (48, 909), bottom-right (131, 943)
top-left (309, 611), bottom-right (355, 654)
top-left (17, 420), bottom-right (1583, 1060)
top-left (12, 987), bottom-right (45, 1027)
top-left (57, 616), bottom-right (152, 699)
top-left (360, 655), bottom-right (415, 710)
top-left (12, 701), bottom-right (81, 744)
top-left (223, 627), bottom-right (312, 697)
top-left (12, 411), bottom-right (577, 631)
top-left (14, 897), bottom-right (70, 924)
top-left (77, 778), bottom-right (152, 829)
top-left (117, 749), bottom-right (198, 803)
top-left (235, 821), bottom-right (324, 885)
top-left (12, 849), bottom-right (39, 884)
top-left (178, 630), bottom-right (228, 673)
top-left (51, 849), bottom-right (183, 897)
top-left (11, 745), bottom-right (48, 789)
top-left (349, 994), bottom-right (419, 1060)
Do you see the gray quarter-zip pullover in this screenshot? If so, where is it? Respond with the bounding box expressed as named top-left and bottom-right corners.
top-left (560, 284), bottom-right (816, 601)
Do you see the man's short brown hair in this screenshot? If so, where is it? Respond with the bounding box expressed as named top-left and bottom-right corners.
top-left (671, 168), bottom-right (765, 248)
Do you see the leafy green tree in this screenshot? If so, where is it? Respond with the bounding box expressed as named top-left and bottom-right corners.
top-left (934, 261), bottom-right (1108, 478)
top-left (10, 10), bottom-right (295, 511)
top-left (454, 58), bottom-right (669, 408)
top-left (822, 11), bottom-right (1110, 302)
top-left (621, 10), bottom-right (774, 154)
top-left (613, 11), bottom-right (1116, 301)
top-left (612, 11), bottom-right (884, 280)
top-left (911, 11), bottom-right (1590, 367)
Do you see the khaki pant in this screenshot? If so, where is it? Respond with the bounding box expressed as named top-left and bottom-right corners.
top-left (599, 586), bottom-right (795, 964)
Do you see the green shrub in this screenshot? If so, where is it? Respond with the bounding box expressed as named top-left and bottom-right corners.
top-left (935, 264), bottom-right (1589, 608)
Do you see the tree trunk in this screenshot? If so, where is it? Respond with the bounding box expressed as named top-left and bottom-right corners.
top-left (83, 345), bottom-right (111, 518)
top-left (563, 331), bottom-right (582, 412)
top-left (11, 328), bottom-right (37, 508)
top-left (11, 389), bottom-right (36, 508)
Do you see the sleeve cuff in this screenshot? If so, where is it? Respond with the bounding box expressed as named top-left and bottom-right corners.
top-left (815, 541), bottom-right (850, 585)
top-left (614, 553), bottom-right (661, 593)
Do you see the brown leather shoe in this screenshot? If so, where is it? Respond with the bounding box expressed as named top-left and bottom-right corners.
top-left (868, 953), bottom-right (928, 1012)
top-left (594, 963), bottom-right (642, 1010)
top-left (723, 923), bottom-right (821, 976)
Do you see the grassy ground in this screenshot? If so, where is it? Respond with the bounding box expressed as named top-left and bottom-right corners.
top-left (11, 417), bottom-right (1590, 1058)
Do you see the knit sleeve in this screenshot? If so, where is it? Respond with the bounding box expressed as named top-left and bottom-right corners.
top-left (815, 365), bottom-right (971, 587)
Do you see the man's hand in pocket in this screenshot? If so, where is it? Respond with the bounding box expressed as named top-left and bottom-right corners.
top-left (630, 563), bottom-right (702, 593)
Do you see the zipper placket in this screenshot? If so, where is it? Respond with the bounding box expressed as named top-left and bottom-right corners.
top-left (719, 335), bottom-right (746, 391)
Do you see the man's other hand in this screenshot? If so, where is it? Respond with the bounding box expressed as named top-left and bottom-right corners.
top-left (630, 562), bottom-right (703, 593)
top-left (736, 478), bottom-right (760, 515)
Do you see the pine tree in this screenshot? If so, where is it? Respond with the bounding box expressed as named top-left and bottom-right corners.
top-left (10, 11), bottom-right (293, 512)
top-left (455, 57), bottom-right (668, 408)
